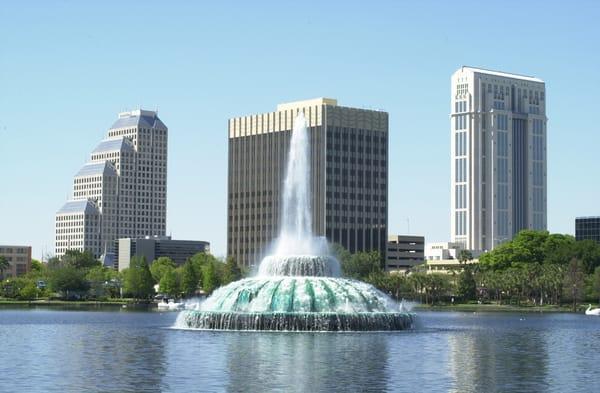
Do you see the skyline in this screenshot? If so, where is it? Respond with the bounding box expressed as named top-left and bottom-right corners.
top-left (1, 1), bottom-right (599, 259)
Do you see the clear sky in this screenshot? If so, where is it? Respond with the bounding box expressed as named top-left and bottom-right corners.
top-left (1, 1), bottom-right (599, 260)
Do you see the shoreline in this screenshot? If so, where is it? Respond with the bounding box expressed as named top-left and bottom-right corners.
top-left (413, 303), bottom-right (589, 313)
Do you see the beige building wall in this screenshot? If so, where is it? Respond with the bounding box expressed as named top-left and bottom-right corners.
top-left (0, 245), bottom-right (32, 278)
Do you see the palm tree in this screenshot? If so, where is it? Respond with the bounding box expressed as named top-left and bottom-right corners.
top-left (0, 255), bottom-right (9, 280)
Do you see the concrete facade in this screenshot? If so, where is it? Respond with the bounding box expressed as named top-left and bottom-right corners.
top-left (451, 67), bottom-right (547, 251)
top-left (0, 245), bottom-right (32, 279)
top-left (228, 98), bottom-right (389, 267)
top-left (55, 109), bottom-right (168, 262)
top-left (116, 236), bottom-right (210, 271)
top-left (386, 235), bottom-right (424, 272)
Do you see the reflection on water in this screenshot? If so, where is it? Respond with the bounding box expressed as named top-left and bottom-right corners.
top-left (2, 309), bottom-right (600, 392)
top-left (225, 333), bottom-right (388, 392)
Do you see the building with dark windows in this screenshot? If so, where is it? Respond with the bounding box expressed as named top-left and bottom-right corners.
top-left (386, 235), bottom-right (424, 272)
top-left (228, 98), bottom-right (388, 267)
top-left (116, 236), bottom-right (210, 271)
top-left (451, 67), bottom-right (547, 252)
top-left (0, 245), bottom-right (32, 279)
top-left (575, 217), bottom-right (600, 243)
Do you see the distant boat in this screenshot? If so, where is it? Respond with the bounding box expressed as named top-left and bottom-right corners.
top-left (585, 304), bottom-right (600, 316)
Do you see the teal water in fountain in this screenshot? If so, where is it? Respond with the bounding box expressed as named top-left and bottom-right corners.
top-left (176, 113), bottom-right (413, 331)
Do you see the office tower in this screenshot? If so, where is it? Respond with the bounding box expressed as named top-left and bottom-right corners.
top-left (55, 109), bottom-right (168, 260)
top-left (385, 235), bottom-right (424, 272)
top-left (116, 236), bottom-right (210, 271)
top-left (451, 66), bottom-right (547, 251)
top-left (575, 217), bottom-right (600, 243)
top-left (0, 245), bottom-right (32, 278)
top-left (228, 98), bottom-right (388, 267)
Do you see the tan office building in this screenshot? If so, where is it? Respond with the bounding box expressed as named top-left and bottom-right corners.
top-left (228, 98), bottom-right (389, 267)
top-left (0, 245), bottom-right (32, 278)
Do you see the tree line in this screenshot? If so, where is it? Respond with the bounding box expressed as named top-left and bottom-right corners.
top-left (0, 250), bottom-right (243, 301)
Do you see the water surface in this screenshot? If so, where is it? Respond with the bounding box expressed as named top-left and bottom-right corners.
top-left (1, 308), bottom-right (598, 392)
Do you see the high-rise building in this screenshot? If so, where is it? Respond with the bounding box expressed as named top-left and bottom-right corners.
top-left (575, 216), bottom-right (600, 243)
top-left (451, 67), bottom-right (547, 251)
top-left (116, 236), bottom-right (210, 271)
top-left (228, 98), bottom-right (388, 267)
top-left (55, 109), bottom-right (168, 261)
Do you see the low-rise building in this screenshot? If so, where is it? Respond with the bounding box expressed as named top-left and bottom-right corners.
top-left (423, 258), bottom-right (479, 275)
top-left (0, 245), bottom-right (32, 279)
top-left (386, 235), bottom-right (424, 272)
top-left (117, 236), bottom-right (210, 271)
top-left (575, 216), bottom-right (600, 243)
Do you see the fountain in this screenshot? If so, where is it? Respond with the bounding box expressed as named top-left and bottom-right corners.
top-left (177, 113), bottom-right (414, 331)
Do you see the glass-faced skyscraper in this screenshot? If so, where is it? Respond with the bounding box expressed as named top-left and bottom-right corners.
top-left (450, 67), bottom-right (547, 251)
top-left (55, 109), bottom-right (168, 260)
top-left (228, 98), bottom-right (388, 267)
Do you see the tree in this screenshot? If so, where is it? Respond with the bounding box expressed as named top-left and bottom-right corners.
top-left (457, 266), bottom-right (477, 301)
top-left (202, 261), bottom-right (219, 294)
top-left (122, 256), bottom-right (154, 299)
top-left (222, 257), bottom-right (242, 285)
top-left (592, 266), bottom-right (600, 305)
top-left (31, 259), bottom-right (45, 274)
top-left (48, 266), bottom-right (89, 297)
top-left (0, 255), bottom-right (9, 279)
top-left (61, 250), bottom-right (101, 269)
top-left (150, 257), bottom-right (176, 283)
top-left (18, 280), bottom-right (38, 300)
top-left (341, 251), bottom-right (382, 280)
top-left (86, 266), bottom-right (110, 299)
top-left (563, 258), bottom-right (585, 312)
top-left (159, 269), bottom-right (180, 297)
top-left (330, 243), bottom-right (352, 268)
top-left (458, 250), bottom-right (473, 265)
top-left (180, 259), bottom-right (199, 296)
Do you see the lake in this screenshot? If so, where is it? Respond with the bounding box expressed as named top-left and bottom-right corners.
top-left (0, 307), bottom-right (598, 392)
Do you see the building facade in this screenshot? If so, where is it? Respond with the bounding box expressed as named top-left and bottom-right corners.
top-left (55, 109), bottom-right (168, 261)
top-left (575, 217), bottom-right (600, 243)
top-left (228, 98), bottom-right (388, 267)
top-left (0, 245), bottom-right (32, 279)
top-left (386, 235), bottom-right (424, 272)
top-left (116, 236), bottom-right (210, 271)
top-left (451, 67), bottom-right (547, 251)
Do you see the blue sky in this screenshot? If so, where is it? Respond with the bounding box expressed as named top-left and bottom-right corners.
top-left (1, 1), bottom-right (599, 259)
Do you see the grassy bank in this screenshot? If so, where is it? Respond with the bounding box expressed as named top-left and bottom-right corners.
top-left (0, 298), bottom-right (148, 306)
top-left (413, 303), bottom-right (591, 313)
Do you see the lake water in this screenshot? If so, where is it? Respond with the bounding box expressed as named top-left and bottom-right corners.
top-left (0, 307), bottom-right (599, 392)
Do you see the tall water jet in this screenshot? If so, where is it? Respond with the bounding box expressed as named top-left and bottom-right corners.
top-left (177, 113), bottom-right (413, 331)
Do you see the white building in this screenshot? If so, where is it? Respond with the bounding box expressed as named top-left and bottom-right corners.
top-left (425, 242), bottom-right (464, 261)
top-left (55, 109), bottom-right (168, 261)
top-left (450, 66), bottom-right (547, 252)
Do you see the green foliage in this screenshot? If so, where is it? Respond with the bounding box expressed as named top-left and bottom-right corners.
top-left (159, 269), bottom-right (180, 297)
top-left (563, 258), bottom-right (585, 311)
top-left (0, 255), bottom-right (9, 278)
top-left (48, 266), bottom-right (89, 295)
top-left (59, 250), bottom-right (101, 269)
top-left (457, 266), bottom-right (477, 300)
top-left (222, 257), bottom-right (242, 285)
top-left (342, 251), bottom-right (382, 279)
top-left (31, 259), bottom-right (44, 273)
top-left (202, 261), bottom-right (219, 294)
top-left (122, 256), bottom-right (154, 299)
top-left (593, 266), bottom-right (600, 304)
top-left (458, 250), bottom-right (473, 264)
top-left (18, 280), bottom-right (39, 299)
top-left (330, 243), bottom-right (351, 268)
top-left (180, 259), bottom-right (199, 296)
top-left (150, 257), bottom-right (176, 283)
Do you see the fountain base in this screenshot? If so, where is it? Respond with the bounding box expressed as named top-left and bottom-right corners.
top-left (180, 310), bottom-right (414, 331)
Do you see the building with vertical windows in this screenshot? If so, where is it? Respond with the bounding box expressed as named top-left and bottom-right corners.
top-left (451, 67), bottom-right (547, 251)
top-left (0, 245), bottom-right (32, 279)
top-left (575, 216), bottom-right (600, 243)
top-left (228, 98), bottom-right (388, 267)
top-left (55, 109), bottom-right (168, 262)
top-left (385, 235), bottom-right (424, 272)
top-left (116, 236), bottom-right (210, 271)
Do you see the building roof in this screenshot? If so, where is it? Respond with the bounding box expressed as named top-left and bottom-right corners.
top-left (57, 199), bottom-right (99, 215)
top-left (75, 161), bottom-right (117, 178)
top-left (461, 66), bottom-right (544, 83)
top-left (276, 98), bottom-right (338, 111)
top-left (91, 137), bottom-right (134, 154)
top-left (110, 109), bottom-right (167, 130)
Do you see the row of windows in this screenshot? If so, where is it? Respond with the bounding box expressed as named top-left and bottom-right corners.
top-left (455, 115), bottom-right (468, 130)
top-left (533, 119), bottom-right (544, 134)
top-left (497, 131), bottom-right (508, 156)
top-left (455, 211), bottom-right (466, 236)
top-left (455, 132), bottom-right (467, 156)
top-left (455, 101), bottom-right (468, 113)
top-left (497, 211), bottom-right (509, 237)
top-left (497, 114), bottom-right (508, 130)
top-left (455, 184), bottom-right (467, 209)
top-left (455, 158), bottom-right (467, 182)
top-left (533, 135), bottom-right (544, 160)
